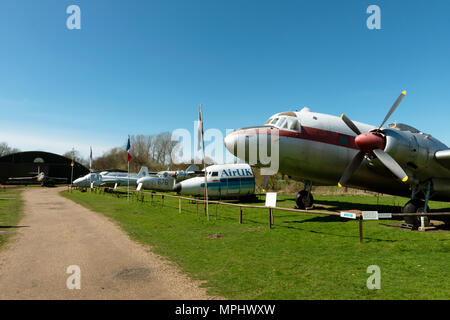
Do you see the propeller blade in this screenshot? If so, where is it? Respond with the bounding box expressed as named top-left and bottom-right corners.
top-left (340, 114), bottom-right (362, 135)
top-left (379, 90), bottom-right (406, 129)
top-left (262, 175), bottom-right (269, 192)
top-left (338, 151), bottom-right (365, 187)
top-left (372, 149), bottom-right (408, 182)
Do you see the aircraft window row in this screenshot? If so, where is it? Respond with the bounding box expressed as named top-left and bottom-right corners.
top-left (265, 116), bottom-right (301, 132)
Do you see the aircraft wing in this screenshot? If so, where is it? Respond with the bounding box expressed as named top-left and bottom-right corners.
top-left (8, 176), bottom-right (37, 181)
top-left (435, 149), bottom-right (450, 169)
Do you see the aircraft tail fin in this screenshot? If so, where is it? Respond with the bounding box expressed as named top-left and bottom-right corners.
top-left (137, 166), bottom-right (149, 178)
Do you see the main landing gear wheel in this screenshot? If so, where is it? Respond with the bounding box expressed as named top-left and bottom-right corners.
top-left (402, 199), bottom-right (430, 230)
top-left (296, 190), bottom-right (314, 209)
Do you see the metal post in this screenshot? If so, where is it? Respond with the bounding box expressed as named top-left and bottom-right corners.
top-left (359, 215), bottom-right (363, 244)
top-left (239, 208), bottom-right (243, 224)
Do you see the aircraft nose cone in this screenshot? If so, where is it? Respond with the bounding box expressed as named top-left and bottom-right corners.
top-left (224, 132), bottom-right (238, 155)
top-left (355, 132), bottom-right (385, 154)
top-left (173, 183), bottom-right (181, 193)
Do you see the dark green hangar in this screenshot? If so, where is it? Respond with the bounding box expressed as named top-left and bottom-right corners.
top-left (0, 151), bottom-right (89, 185)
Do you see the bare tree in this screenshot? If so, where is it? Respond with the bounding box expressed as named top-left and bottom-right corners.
top-left (0, 142), bottom-right (20, 157)
top-left (62, 150), bottom-right (87, 166)
top-left (91, 132), bottom-right (181, 172)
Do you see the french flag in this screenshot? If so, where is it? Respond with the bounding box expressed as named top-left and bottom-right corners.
top-left (126, 136), bottom-right (132, 162)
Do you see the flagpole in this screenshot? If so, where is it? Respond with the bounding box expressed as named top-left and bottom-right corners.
top-left (202, 136), bottom-right (209, 220)
top-left (127, 135), bottom-right (130, 201)
top-left (89, 146), bottom-right (92, 192)
top-left (70, 147), bottom-right (74, 191)
top-left (199, 104), bottom-right (209, 220)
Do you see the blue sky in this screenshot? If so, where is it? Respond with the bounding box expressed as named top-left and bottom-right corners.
top-left (1, 0), bottom-right (450, 158)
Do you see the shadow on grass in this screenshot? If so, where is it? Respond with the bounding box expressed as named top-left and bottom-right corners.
top-left (0, 225), bottom-right (29, 229)
top-left (313, 199), bottom-right (403, 213)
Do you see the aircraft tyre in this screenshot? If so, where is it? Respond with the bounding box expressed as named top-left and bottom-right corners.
top-left (402, 199), bottom-right (430, 230)
top-left (295, 190), bottom-right (314, 209)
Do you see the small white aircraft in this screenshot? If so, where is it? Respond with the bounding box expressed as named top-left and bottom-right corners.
top-left (8, 166), bottom-right (67, 186)
top-left (136, 165), bottom-right (200, 191)
top-left (173, 163), bottom-right (255, 199)
top-left (73, 167), bottom-right (149, 187)
top-left (224, 91), bottom-right (450, 228)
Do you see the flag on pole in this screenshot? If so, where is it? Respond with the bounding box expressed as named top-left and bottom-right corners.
top-left (89, 147), bottom-right (92, 170)
top-left (127, 136), bottom-right (132, 162)
top-left (126, 135), bottom-right (131, 201)
top-left (198, 104), bottom-right (203, 151)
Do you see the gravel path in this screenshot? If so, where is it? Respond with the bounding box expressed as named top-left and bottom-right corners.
top-left (0, 187), bottom-right (214, 299)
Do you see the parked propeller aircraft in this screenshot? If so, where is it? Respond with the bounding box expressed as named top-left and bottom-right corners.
top-left (8, 166), bottom-right (67, 186)
top-left (173, 163), bottom-right (255, 199)
top-left (73, 167), bottom-right (149, 187)
top-left (224, 91), bottom-right (450, 228)
top-left (136, 165), bottom-right (200, 191)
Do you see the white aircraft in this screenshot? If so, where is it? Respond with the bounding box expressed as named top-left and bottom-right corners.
top-left (136, 165), bottom-right (200, 191)
top-left (224, 91), bottom-right (450, 228)
top-left (73, 167), bottom-right (149, 187)
top-left (8, 166), bottom-right (67, 187)
top-left (173, 163), bottom-right (255, 199)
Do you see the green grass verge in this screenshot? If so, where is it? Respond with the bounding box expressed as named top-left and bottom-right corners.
top-left (61, 190), bottom-right (450, 299)
top-left (0, 188), bottom-right (24, 250)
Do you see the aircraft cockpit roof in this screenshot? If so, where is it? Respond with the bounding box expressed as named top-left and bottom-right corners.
top-left (388, 122), bottom-right (421, 134)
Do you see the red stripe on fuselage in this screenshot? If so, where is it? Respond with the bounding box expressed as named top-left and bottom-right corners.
top-left (230, 126), bottom-right (358, 150)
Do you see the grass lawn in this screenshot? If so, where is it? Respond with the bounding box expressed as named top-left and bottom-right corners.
top-left (62, 189), bottom-right (450, 299)
top-left (0, 188), bottom-right (24, 250)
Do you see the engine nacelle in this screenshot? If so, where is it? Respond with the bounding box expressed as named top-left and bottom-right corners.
top-left (383, 129), bottom-right (431, 171)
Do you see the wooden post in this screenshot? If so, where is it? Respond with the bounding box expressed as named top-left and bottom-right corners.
top-left (196, 201), bottom-right (199, 215)
top-left (151, 194), bottom-right (153, 206)
top-left (359, 215), bottom-right (363, 244)
top-left (268, 208), bottom-right (272, 229)
top-left (271, 208), bottom-right (274, 225)
top-left (239, 207), bottom-right (243, 224)
top-left (162, 195), bottom-right (164, 208)
top-left (179, 198), bottom-right (181, 214)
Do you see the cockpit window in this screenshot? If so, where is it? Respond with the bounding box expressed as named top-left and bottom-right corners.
top-left (212, 172), bottom-right (218, 176)
top-left (264, 115), bottom-right (301, 132)
top-left (289, 118), bottom-right (300, 131)
top-left (277, 118), bottom-right (287, 128)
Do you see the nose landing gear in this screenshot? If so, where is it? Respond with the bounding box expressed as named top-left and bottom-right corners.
top-left (402, 181), bottom-right (432, 230)
top-left (295, 181), bottom-right (314, 209)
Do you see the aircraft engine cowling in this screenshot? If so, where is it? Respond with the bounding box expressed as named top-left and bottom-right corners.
top-left (383, 129), bottom-right (431, 171)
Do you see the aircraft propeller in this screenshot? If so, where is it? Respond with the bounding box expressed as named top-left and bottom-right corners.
top-left (338, 91), bottom-right (409, 187)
